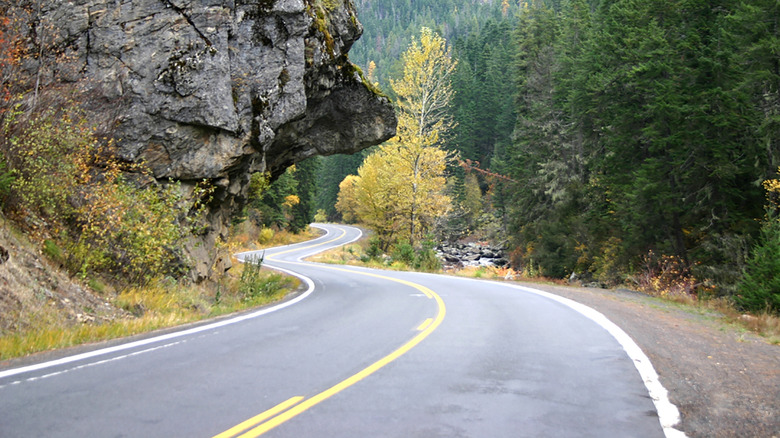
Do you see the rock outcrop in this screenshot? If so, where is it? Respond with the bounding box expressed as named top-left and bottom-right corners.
top-left (24, 0), bottom-right (396, 280)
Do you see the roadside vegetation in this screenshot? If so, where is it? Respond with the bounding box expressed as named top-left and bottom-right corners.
top-left (311, 230), bottom-right (780, 344)
top-left (0, 212), bottom-right (302, 360)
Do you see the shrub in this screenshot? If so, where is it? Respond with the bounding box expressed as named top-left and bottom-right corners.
top-left (391, 242), bottom-right (416, 265)
top-left (258, 227), bottom-right (274, 245)
top-left (238, 254), bottom-right (264, 298)
top-left (736, 215), bottom-right (780, 313)
top-left (42, 239), bottom-right (64, 263)
top-left (365, 236), bottom-right (383, 260)
top-left (414, 240), bottom-right (441, 272)
top-left (2, 98), bottom-right (212, 285)
top-left (636, 250), bottom-right (697, 298)
top-left (3, 103), bottom-right (90, 226)
top-left (238, 254), bottom-right (290, 302)
top-left (0, 159), bottom-right (13, 204)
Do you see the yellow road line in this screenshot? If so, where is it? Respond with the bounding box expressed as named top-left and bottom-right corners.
top-left (212, 268), bottom-right (446, 438)
top-left (213, 396), bottom-right (304, 438)
top-left (417, 318), bottom-right (433, 331)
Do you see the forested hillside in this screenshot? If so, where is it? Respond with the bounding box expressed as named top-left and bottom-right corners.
top-left (497, 0), bottom-right (779, 309)
top-left (315, 0), bottom-right (519, 219)
top-left (307, 0), bottom-right (780, 312)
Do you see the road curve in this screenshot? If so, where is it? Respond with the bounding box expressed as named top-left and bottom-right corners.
top-left (0, 223), bottom-right (684, 437)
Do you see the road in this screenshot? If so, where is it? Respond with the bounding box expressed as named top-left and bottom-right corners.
top-left (0, 224), bottom-right (683, 437)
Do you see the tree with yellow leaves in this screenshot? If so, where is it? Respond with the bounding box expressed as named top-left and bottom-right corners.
top-left (390, 27), bottom-right (457, 147)
top-left (337, 27), bottom-right (455, 247)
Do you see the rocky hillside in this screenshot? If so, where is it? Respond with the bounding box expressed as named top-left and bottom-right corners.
top-left (12, 0), bottom-right (396, 281)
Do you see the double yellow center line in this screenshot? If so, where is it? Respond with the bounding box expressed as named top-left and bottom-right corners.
top-left (211, 266), bottom-right (446, 437)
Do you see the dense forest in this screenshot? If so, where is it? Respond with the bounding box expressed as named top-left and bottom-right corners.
top-left (284, 0), bottom-right (779, 312)
top-left (497, 0), bottom-right (778, 309)
top-left (0, 0), bottom-right (777, 357)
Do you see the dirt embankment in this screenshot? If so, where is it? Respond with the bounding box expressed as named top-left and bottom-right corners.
top-left (0, 220), bottom-right (127, 338)
top-left (518, 281), bottom-right (779, 438)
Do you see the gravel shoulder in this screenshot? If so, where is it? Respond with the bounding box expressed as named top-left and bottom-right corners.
top-left (515, 281), bottom-right (779, 438)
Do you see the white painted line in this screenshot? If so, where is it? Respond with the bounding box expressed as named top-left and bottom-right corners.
top-left (505, 283), bottom-right (687, 438)
top-left (0, 223), bottom-right (359, 381)
top-left (0, 229), bottom-right (340, 381)
top-left (392, 271), bottom-right (686, 437)
top-left (296, 225), bottom-right (363, 262)
top-left (232, 223), bottom-right (337, 261)
top-left (1, 341), bottom-right (186, 389)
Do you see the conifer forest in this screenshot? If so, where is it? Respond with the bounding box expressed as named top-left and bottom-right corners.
top-left (306, 0), bottom-right (780, 313)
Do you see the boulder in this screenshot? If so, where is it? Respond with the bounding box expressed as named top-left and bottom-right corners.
top-left (18, 0), bottom-right (397, 281)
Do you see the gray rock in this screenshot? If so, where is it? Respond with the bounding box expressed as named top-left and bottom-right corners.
top-left (19, 0), bottom-right (396, 281)
top-left (435, 242), bottom-right (510, 270)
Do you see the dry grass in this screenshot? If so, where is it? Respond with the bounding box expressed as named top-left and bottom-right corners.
top-left (259, 227), bottom-right (321, 248)
top-left (0, 219), bottom-right (306, 361)
top-left (308, 243), bottom-right (370, 265)
top-left (0, 268), bottom-right (300, 360)
top-left (228, 221), bottom-right (321, 255)
top-left (634, 292), bottom-right (780, 344)
top-left (0, 281), bottom-right (208, 360)
top-left (704, 298), bottom-right (780, 344)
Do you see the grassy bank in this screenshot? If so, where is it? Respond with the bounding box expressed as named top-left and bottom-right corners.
top-left (0, 226), bottom-right (320, 361)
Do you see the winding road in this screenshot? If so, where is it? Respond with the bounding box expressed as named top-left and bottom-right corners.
top-left (0, 224), bottom-right (683, 437)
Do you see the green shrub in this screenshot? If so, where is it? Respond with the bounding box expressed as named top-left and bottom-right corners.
top-left (736, 215), bottom-right (780, 314)
top-left (414, 240), bottom-right (441, 272)
top-left (42, 239), bottom-right (63, 263)
top-left (238, 254), bottom-right (289, 302)
top-left (3, 104), bottom-right (88, 224)
top-left (2, 100), bottom-right (210, 285)
top-left (88, 277), bottom-right (108, 294)
top-left (239, 254), bottom-right (264, 291)
top-left (365, 236), bottom-right (383, 260)
top-left (391, 242), bottom-right (416, 265)
top-left (0, 159), bottom-right (13, 204)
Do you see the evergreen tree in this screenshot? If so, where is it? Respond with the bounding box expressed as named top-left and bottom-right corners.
top-left (289, 157), bottom-right (320, 232)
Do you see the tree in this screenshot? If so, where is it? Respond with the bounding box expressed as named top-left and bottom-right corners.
top-left (387, 27), bottom-right (457, 245)
top-left (737, 172), bottom-right (780, 313)
top-left (289, 157), bottom-right (319, 232)
top-left (315, 150), bottom-right (373, 220)
top-left (334, 174), bottom-right (360, 223)
top-left (335, 151), bottom-right (404, 246)
top-left (335, 139), bottom-right (452, 249)
top-left (390, 27), bottom-right (457, 147)
top-left (336, 28), bottom-right (455, 247)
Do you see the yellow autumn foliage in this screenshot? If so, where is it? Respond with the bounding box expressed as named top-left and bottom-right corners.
top-left (337, 28), bottom-right (456, 247)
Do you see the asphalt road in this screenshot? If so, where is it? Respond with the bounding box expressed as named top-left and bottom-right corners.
top-left (0, 224), bottom-right (683, 437)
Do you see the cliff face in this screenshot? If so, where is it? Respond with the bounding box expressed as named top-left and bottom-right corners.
top-left (34, 0), bottom-right (396, 280)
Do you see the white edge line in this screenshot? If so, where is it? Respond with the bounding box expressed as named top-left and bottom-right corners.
top-left (503, 282), bottom-right (687, 438)
top-left (0, 275), bottom-right (317, 380)
top-left (242, 227), bottom-right (683, 437)
top-left (295, 224), bottom-right (363, 262)
top-left (233, 223), bottom-right (336, 260)
top-left (0, 225), bottom-right (354, 381)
